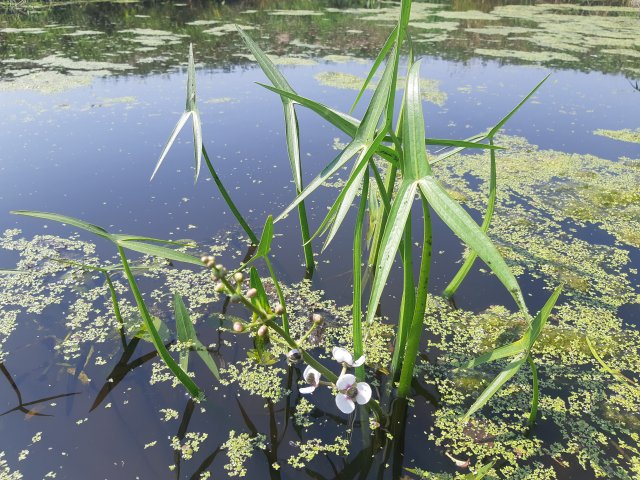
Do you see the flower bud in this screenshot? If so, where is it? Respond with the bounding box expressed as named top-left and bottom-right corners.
top-left (257, 325), bottom-right (268, 337)
top-left (230, 294), bottom-right (241, 303)
top-left (246, 288), bottom-right (257, 299)
top-left (233, 272), bottom-right (244, 282)
top-left (287, 349), bottom-right (302, 363)
top-left (214, 282), bottom-right (225, 293)
top-left (312, 313), bottom-right (323, 324)
top-left (201, 255), bottom-right (216, 268)
top-left (215, 264), bottom-right (226, 274)
top-left (274, 304), bottom-right (284, 315)
top-left (233, 321), bottom-right (244, 333)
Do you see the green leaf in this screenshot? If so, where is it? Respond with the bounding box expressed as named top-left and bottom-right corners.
top-left (192, 108), bottom-right (203, 183)
top-left (402, 59), bottom-right (430, 181)
top-left (488, 74), bottom-right (550, 137)
top-left (151, 44), bottom-right (203, 183)
top-left (349, 24), bottom-right (398, 113)
top-left (257, 215), bottom-right (274, 257)
top-left (275, 140), bottom-right (363, 222)
top-left (365, 181), bottom-right (418, 327)
top-left (186, 43), bottom-right (197, 111)
top-left (174, 293), bottom-right (191, 372)
top-left (150, 111), bottom-right (192, 181)
top-left (257, 83), bottom-right (358, 138)
top-left (116, 240), bottom-right (202, 266)
top-left (417, 177), bottom-right (527, 313)
top-left (11, 210), bottom-right (111, 240)
top-left (460, 286), bottom-right (562, 370)
top-left (249, 267), bottom-right (269, 312)
top-left (463, 354), bottom-right (527, 420)
top-left (135, 315), bottom-right (172, 344)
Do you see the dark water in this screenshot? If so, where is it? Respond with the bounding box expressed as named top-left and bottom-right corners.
top-left (0, 0), bottom-right (639, 478)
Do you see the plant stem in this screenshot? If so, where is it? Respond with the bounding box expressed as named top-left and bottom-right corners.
top-left (202, 145), bottom-right (259, 245)
top-left (297, 199), bottom-right (315, 276)
top-left (397, 195), bottom-right (431, 397)
top-left (391, 214), bottom-right (415, 378)
top-left (443, 136), bottom-right (496, 298)
top-left (353, 169), bottom-right (370, 381)
top-left (264, 257), bottom-right (289, 334)
top-left (526, 355), bottom-right (539, 428)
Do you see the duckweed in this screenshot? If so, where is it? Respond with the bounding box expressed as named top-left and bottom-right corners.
top-left (593, 128), bottom-right (640, 144)
top-left (221, 431), bottom-right (267, 477)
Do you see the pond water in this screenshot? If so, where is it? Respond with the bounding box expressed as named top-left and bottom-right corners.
top-left (0, 0), bottom-right (639, 478)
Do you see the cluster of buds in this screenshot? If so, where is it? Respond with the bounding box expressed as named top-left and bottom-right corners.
top-left (201, 254), bottom-right (287, 340)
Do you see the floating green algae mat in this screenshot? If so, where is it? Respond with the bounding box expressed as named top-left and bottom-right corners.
top-left (435, 135), bottom-right (640, 306)
top-left (314, 71), bottom-right (447, 106)
top-left (594, 128), bottom-right (640, 144)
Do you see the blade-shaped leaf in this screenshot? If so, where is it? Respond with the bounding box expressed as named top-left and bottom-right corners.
top-left (349, 24), bottom-right (398, 113)
top-left (116, 240), bottom-right (202, 266)
top-left (174, 293), bottom-right (220, 380)
top-left (257, 215), bottom-right (274, 257)
top-left (237, 28), bottom-right (305, 190)
top-left (150, 111), bottom-right (192, 181)
top-left (118, 247), bottom-right (202, 399)
top-left (463, 355), bottom-right (527, 419)
top-left (11, 210), bottom-right (111, 239)
top-left (460, 286), bottom-right (561, 369)
top-left (488, 74), bottom-right (550, 137)
top-left (365, 181), bottom-right (418, 327)
top-left (402, 59), bottom-right (430, 181)
top-left (417, 177), bottom-right (527, 313)
top-left (320, 129), bottom-right (387, 250)
top-left (249, 267), bottom-right (270, 312)
top-left (257, 83), bottom-right (358, 138)
top-left (175, 293), bottom-right (191, 372)
top-left (192, 108), bottom-right (203, 183)
top-left (275, 140), bottom-right (363, 222)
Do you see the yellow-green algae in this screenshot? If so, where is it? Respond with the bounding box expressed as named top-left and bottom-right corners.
top-left (221, 431), bottom-right (267, 477)
top-left (315, 71), bottom-right (447, 106)
top-left (594, 128), bottom-right (640, 144)
top-left (435, 135), bottom-right (640, 303)
top-left (417, 294), bottom-right (640, 479)
top-left (288, 436), bottom-right (350, 469)
top-left (0, 451), bottom-right (22, 480)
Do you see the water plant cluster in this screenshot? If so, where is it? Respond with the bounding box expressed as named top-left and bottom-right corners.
top-left (2, 0), bottom-right (639, 478)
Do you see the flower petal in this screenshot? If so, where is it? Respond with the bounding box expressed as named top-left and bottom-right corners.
top-left (299, 385), bottom-right (317, 394)
top-left (303, 365), bottom-right (321, 386)
top-left (336, 373), bottom-right (356, 391)
top-left (355, 382), bottom-right (372, 405)
top-left (335, 393), bottom-right (355, 414)
top-left (332, 347), bottom-right (353, 365)
top-left (351, 355), bottom-right (366, 367)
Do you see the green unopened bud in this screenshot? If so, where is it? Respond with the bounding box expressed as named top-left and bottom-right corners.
top-left (233, 321), bottom-right (244, 333)
top-left (214, 282), bottom-right (225, 293)
top-left (312, 313), bottom-right (323, 324)
top-left (257, 325), bottom-right (268, 337)
top-left (274, 304), bottom-right (284, 315)
top-left (233, 272), bottom-right (244, 282)
top-left (246, 288), bottom-right (257, 299)
top-left (230, 294), bottom-right (241, 303)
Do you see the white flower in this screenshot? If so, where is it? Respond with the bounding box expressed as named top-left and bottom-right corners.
top-left (334, 373), bottom-right (372, 414)
top-left (332, 347), bottom-right (365, 368)
top-left (299, 365), bottom-right (321, 394)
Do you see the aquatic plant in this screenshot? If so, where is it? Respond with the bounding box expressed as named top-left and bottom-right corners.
top-left (4, 0), bottom-right (579, 475)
